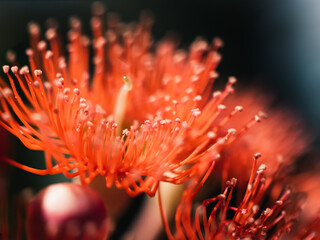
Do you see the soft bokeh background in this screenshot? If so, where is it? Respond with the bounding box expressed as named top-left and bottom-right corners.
top-left (0, 0), bottom-right (319, 238)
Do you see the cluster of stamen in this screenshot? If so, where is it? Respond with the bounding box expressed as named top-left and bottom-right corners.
top-left (168, 153), bottom-right (301, 240)
top-left (0, 11), bottom-right (264, 197)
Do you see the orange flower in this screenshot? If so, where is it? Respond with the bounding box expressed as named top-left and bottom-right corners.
top-left (164, 153), bottom-right (305, 240)
top-left (0, 11), bottom-right (261, 197)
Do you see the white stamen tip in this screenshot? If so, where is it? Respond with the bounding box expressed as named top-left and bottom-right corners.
top-left (2, 65), bottom-right (9, 73)
top-left (34, 69), bottom-right (42, 77)
top-left (11, 66), bottom-right (18, 74)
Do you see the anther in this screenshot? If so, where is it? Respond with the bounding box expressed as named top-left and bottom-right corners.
top-left (19, 66), bottom-right (30, 75)
top-left (122, 129), bottom-right (130, 136)
top-left (258, 164), bottom-right (267, 171)
top-left (59, 58), bottom-right (66, 69)
top-left (2, 65), bottom-right (9, 74)
top-left (34, 69), bottom-right (43, 77)
top-left (254, 152), bottom-right (262, 160)
top-left (213, 37), bottom-right (224, 48)
top-left (37, 41), bottom-right (47, 51)
top-left (230, 177), bottom-right (237, 187)
top-left (217, 138), bottom-right (227, 145)
top-left (64, 88), bottom-right (70, 95)
top-left (71, 79), bottom-right (78, 86)
top-left (263, 208), bottom-right (271, 216)
top-left (241, 209), bottom-right (248, 215)
top-left (3, 88), bottom-right (13, 97)
top-left (70, 16), bottom-right (81, 30)
top-left (44, 82), bottom-right (53, 92)
top-left (45, 51), bottom-right (53, 60)
top-left (33, 81), bottom-right (40, 88)
top-left (252, 205), bottom-right (259, 213)
top-left (218, 104), bottom-right (226, 110)
top-left (209, 71), bottom-right (219, 79)
top-left (31, 113), bottom-right (42, 121)
top-left (227, 128), bottom-right (236, 136)
top-left (207, 131), bottom-right (216, 139)
top-left (213, 91), bottom-right (221, 98)
top-left (193, 95), bottom-right (202, 102)
top-left (45, 28), bottom-right (56, 40)
top-left (181, 121), bottom-right (188, 129)
top-left (191, 75), bottom-right (199, 83)
top-left (191, 108), bottom-right (201, 117)
top-left (81, 36), bottom-right (90, 47)
top-left (186, 88), bottom-right (193, 94)
top-left (28, 22), bottom-right (40, 36)
top-left (235, 106), bottom-right (243, 112)
top-left (258, 111), bottom-right (268, 119)
top-left (2, 112), bottom-right (12, 121)
top-left (228, 76), bottom-right (237, 85)
top-left (87, 121), bottom-right (94, 128)
top-left (160, 120), bottom-right (166, 125)
top-left (73, 88), bottom-right (80, 95)
top-left (26, 49), bottom-right (34, 57)
top-left (217, 194), bottom-right (226, 201)
top-left (11, 66), bottom-right (18, 74)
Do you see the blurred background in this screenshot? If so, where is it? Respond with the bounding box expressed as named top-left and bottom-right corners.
top-left (0, 0), bottom-right (319, 238)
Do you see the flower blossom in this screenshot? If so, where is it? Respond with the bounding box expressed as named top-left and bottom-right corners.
top-left (0, 10), bottom-right (263, 197)
top-left (163, 153), bottom-right (306, 240)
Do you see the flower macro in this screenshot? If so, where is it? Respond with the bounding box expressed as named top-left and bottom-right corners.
top-left (169, 153), bottom-right (305, 240)
top-left (0, 7), bottom-right (262, 197)
top-left (1, 2), bottom-right (317, 240)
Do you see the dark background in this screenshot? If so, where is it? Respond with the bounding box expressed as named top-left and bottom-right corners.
top-left (0, 0), bottom-right (320, 238)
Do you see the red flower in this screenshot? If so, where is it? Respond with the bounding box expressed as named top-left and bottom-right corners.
top-left (166, 153), bottom-right (305, 240)
top-left (0, 10), bottom-right (261, 197)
